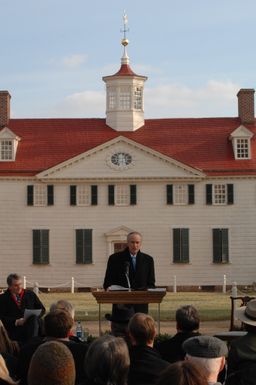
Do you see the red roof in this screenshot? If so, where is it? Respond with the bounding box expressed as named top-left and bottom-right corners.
top-left (1, 117), bottom-right (256, 177)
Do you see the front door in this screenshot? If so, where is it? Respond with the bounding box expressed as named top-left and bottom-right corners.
top-left (114, 242), bottom-right (127, 253)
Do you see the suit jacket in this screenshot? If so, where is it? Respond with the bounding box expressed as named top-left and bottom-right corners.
top-left (103, 247), bottom-right (155, 290)
top-left (227, 332), bottom-right (256, 377)
top-left (155, 331), bottom-right (201, 363)
top-left (128, 345), bottom-right (169, 385)
top-left (0, 289), bottom-right (45, 336)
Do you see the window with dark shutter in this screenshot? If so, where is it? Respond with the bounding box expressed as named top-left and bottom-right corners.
top-left (108, 185), bottom-right (115, 205)
top-left (70, 186), bottom-right (77, 206)
top-left (47, 185), bottom-right (54, 206)
top-left (27, 185), bottom-right (34, 206)
top-left (173, 228), bottom-right (189, 263)
top-left (76, 229), bottom-right (92, 264)
top-left (130, 185), bottom-right (137, 205)
top-left (167, 185), bottom-right (173, 204)
top-left (206, 184), bottom-right (212, 204)
top-left (213, 228), bottom-right (229, 263)
top-left (91, 185), bottom-right (98, 205)
top-left (33, 230), bottom-right (49, 264)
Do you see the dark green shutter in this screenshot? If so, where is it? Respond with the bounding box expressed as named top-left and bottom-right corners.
top-left (181, 229), bottom-right (189, 262)
top-left (130, 185), bottom-right (137, 205)
top-left (173, 229), bottom-right (180, 262)
top-left (27, 185), bottom-right (34, 206)
top-left (47, 185), bottom-right (54, 206)
top-left (188, 184), bottom-right (195, 204)
top-left (91, 185), bottom-right (98, 205)
top-left (108, 185), bottom-right (115, 205)
top-left (213, 229), bottom-right (222, 263)
top-left (222, 229), bottom-right (229, 262)
top-left (33, 230), bottom-right (49, 264)
top-left (70, 186), bottom-right (77, 206)
top-left (227, 184), bottom-right (234, 205)
top-left (206, 184), bottom-right (212, 205)
top-left (76, 229), bottom-right (92, 264)
top-left (167, 185), bottom-right (173, 204)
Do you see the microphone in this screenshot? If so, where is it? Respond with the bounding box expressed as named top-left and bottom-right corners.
top-left (124, 262), bottom-right (131, 291)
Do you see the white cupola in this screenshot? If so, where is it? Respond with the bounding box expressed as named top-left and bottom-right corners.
top-left (102, 13), bottom-right (147, 132)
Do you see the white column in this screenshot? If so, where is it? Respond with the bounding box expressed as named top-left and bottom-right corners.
top-left (71, 277), bottom-right (75, 294)
top-left (173, 275), bottom-right (177, 293)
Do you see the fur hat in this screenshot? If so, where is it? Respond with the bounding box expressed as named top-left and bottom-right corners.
top-left (183, 335), bottom-right (228, 358)
top-left (235, 299), bottom-right (256, 326)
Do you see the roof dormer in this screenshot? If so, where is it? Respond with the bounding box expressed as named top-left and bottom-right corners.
top-left (0, 127), bottom-right (21, 161)
top-left (229, 125), bottom-right (254, 160)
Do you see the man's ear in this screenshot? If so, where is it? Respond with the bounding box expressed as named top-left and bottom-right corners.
top-left (219, 356), bottom-right (225, 372)
top-left (129, 332), bottom-right (136, 346)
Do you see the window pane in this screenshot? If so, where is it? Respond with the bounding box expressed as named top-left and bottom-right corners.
top-left (33, 229), bottom-right (49, 264)
top-left (120, 87), bottom-right (131, 110)
top-left (76, 229), bottom-right (92, 264)
top-left (77, 185), bottom-right (90, 205)
top-left (115, 185), bottom-right (129, 206)
top-left (173, 185), bottom-right (188, 205)
top-left (236, 138), bottom-right (249, 159)
top-left (134, 87), bottom-right (142, 110)
top-left (1, 140), bottom-right (12, 160)
top-left (34, 185), bottom-right (47, 206)
top-left (213, 184), bottom-right (227, 205)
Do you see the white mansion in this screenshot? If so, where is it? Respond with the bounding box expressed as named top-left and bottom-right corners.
top-left (0, 36), bottom-right (255, 290)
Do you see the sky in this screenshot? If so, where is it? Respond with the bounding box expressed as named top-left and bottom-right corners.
top-left (0, 0), bottom-right (255, 119)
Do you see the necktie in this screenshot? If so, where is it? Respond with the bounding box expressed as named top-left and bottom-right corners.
top-left (16, 294), bottom-right (21, 307)
top-left (131, 256), bottom-right (136, 270)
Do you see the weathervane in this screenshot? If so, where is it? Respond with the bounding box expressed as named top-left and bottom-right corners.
top-left (121, 11), bottom-right (129, 47)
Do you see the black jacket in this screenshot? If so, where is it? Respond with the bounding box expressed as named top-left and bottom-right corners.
top-left (0, 289), bottom-right (45, 336)
top-left (103, 247), bottom-right (155, 290)
top-left (128, 345), bottom-right (169, 385)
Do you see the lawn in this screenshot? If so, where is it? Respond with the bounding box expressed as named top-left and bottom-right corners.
top-left (39, 291), bottom-right (234, 321)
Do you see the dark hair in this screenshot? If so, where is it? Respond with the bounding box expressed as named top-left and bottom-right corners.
top-left (84, 335), bottom-right (130, 385)
top-left (156, 361), bottom-right (208, 385)
top-left (176, 305), bottom-right (200, 332)
top-left (7, 274), bottom-right (21, 287)
top-left (128, 313), bottom-right (156, 345)
top-left (44, 310), bottom-right (73, 338)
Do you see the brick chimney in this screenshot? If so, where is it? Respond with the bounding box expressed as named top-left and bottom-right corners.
top-left (0, 91), bottom-right (11, 127)
top-left (237, 88), bottom-right (255, 124)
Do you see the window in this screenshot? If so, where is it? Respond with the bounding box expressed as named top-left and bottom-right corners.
top-left (213, 228), bottom-right (229, 263)
top-left (108, 185), bottom-right (137, 206)
top-left (119, 87), bottom-right (131, 110)
top-left (33, 230), bottom-right (49, 264)
top-left (0, 140), bottom-right (12, 160)
top-left (206, 184), bottom-right (233, 205)
top-left (173, 228), bottom-right (189, 263)
top-left (76, 229), bottom-right (92, 264)
top-left (236, 138), bottom-right (250, 159)
top-left (134, 87), bottom-right (142, 110)
top-left (70, 185), bottom-right (97, 206)
top-left (27, 185), bottom-right (54, 206)
top-left (167, 184), bottom-right (194, 205)
top-left (108, 91), bottom-right (116, 109)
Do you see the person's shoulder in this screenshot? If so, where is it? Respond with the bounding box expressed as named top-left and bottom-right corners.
top-left (109, 249), bottom-right (128, 259)
top-left (139, 251), bottom-right (154, 261)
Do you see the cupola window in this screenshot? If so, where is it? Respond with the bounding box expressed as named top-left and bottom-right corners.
top-left (134, 87), bottom-right (142, 110)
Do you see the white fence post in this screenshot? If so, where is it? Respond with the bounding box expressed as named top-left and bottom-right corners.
top-left (23, 276), bottom-right (26, 289)
top-left (71, 277), bottom-right (75, 294)
top-left (231, 281), bottom-right (238, 298)
top-left (223, 274), bottom-right (226, 293)
top-left (173, 275), bottom-right (177, 293)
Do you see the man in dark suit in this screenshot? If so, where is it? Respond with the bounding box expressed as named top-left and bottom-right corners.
top-left (0, 273), bottom-right (45, 342)
top-left (103, 231), bottom-right (155, 313)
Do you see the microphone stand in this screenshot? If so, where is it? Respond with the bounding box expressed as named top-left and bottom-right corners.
top-left (125, 272), bottom-right (131, 291)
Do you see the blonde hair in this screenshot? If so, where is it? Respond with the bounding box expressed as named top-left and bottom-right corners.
top-left (0, 354), bottom-right (19, 384)
top-left (0, 320), bottom-right (20, 356)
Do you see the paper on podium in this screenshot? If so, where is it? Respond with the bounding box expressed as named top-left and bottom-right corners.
top-left (24, 308), bottom-right (41, 320)
top-left (108, 285), bottom-right (129, 291)
top-left (147, 288), bottom-right (166, 292)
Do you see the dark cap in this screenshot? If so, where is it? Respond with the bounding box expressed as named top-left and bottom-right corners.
top-left (183, 335), bottom-right (228, 358)
top-left (105, 305), bottom-right (135, 323)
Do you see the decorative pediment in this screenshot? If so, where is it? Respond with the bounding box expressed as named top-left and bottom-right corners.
top-left (0, 127), bottom-right (21, 141)
top-left (105, 225), bottom-right (133, 242)
top-left (229, 125), bottom-right (254, 139)
top-left (36, 136), bottom-right (205, 180)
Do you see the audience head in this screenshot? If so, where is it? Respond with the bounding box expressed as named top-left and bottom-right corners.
top-left (0, 320), bottom-right (19, 356)
top-left (183, 335), bottom-right (227, 383)
top-left (235, 299), bottom-right (256, 332)
top-left (28, 340), bottom-right (75, 385)
top-left (128, 313), bottom-right (156, 346)
top-left (44, 310), bottom-right (74, 338)
top-left (105, 305), bottom-right (135, 339)
top-left (156, 360), bottom-right (208, 385)
top-left (176, 305), bottom-right (200, 332)
top-left (84, 334), bottom-right (130, 385)
top-left (50, 300), bottom-right (75, 319)
top-left (0, 354), bottom-right (18, 385)
top-left (6, 273), bottom-right (22, 295)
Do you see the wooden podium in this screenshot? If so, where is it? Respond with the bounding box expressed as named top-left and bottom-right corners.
top-left (91, 289), bottom-right (166, 335)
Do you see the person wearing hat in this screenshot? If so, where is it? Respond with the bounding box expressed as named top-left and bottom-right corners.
top-left (226, 299), bottom-right (256, 385)
top-left (183, 335), bottom-right (228, 385)
top-left (105, 304), bottom-right (135, 345)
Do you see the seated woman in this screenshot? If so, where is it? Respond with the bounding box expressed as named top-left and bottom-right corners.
top-left (0, 320), bottom-right (20, 379)
top-left (0, 354), bottom-right (18, 385)
top-left (83, 335), bottom-right (130, 385)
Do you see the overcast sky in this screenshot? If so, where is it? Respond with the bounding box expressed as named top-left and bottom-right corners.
top-left (1, 0), bottom-right (255, 119)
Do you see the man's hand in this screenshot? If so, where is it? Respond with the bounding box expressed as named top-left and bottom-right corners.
top-left (15, 318), bottom-right (25, 326)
